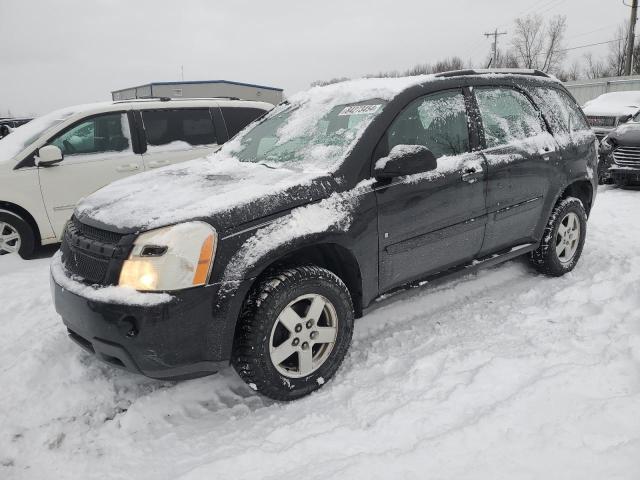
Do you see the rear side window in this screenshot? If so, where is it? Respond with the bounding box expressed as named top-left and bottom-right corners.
top-left (141, 109), bottom-right (217, 148)
top-left (386, 90), bottom-right (470, 158)
top-left (221, 107), bottom-right (267, 138)
top-left (530, 87), bottom-right (590, 134)
top-left (475, 87), bottom-right (544, 148)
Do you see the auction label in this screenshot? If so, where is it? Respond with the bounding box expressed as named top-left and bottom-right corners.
top-left (338, 104), bottom-right (382, 116)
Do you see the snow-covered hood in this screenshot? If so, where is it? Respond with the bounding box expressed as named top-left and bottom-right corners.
top-left (75, 154), bottom-right (337, 234)
top-left (606, 122), bottom-right (640, 146)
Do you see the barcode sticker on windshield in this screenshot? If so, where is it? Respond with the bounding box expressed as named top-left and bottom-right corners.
top-left (338, 104), bottom-right (382, 116)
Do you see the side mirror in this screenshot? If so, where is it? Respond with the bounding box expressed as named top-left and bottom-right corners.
top-left (374, 145), bottom-right (437, 179)
top-left (36, 145), bottom-right (64, 167)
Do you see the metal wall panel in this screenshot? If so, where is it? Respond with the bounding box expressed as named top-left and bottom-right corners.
top-left (564, 75), bottom-right (640, 105)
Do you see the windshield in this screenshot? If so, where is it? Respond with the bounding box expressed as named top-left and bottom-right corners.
top-left (0, 106), bottom-right (79, 160)
top-left (233, 100), bottom-right (387, 170)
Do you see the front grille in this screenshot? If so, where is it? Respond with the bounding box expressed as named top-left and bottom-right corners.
top-left (69, 216), bottom-right (123, 244)
top-left (61, 240), bottom-right (111, 284)
top-left (587, 115), bottom-right (617, 127)
top-left (60, 217), bottom-right (129, 285)
top-left (612, 146), bottom-right (640, 167)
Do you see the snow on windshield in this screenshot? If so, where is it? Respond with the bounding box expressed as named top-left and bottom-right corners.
top-left (225, 75), bottom-right (434, 171)
top-left (0, 102), bottom-right (111, 161)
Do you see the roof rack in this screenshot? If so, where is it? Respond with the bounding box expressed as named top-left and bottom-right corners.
top-left (434, 68), bottom-right (551, 78)
top-left (112, 96), bottom-right (241, 104)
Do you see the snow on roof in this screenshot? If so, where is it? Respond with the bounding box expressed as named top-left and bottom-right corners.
top-left (583, 91), bottom-right (640, 117)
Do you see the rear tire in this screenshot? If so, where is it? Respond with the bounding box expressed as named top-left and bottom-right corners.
top-left (0, 211), bottom-right (36, 259)
top-left (529, 197), bottom-right (587, 277)
top-left (232, 265), bottom-right (354, 401)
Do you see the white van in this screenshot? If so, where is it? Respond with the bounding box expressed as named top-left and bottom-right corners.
top-left (0, 98), bottom-right (271, 257)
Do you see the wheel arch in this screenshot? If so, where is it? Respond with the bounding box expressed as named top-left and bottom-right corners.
top-left (243, 241), bottom-right (364, 319)
top-left (558, 179), bottom-right (594, 216)
top-left (0, 201), bottom-right (41, 247)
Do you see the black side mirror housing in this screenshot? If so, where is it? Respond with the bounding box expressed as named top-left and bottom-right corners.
top-left (374, 145), bottom-right (437, 179)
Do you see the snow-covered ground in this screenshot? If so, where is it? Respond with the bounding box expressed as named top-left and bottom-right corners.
top-left (1, 186), bottom-right (639, 480)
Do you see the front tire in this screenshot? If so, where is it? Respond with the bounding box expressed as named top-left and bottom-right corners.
top-left (232, 265), bottom-right (354, 401)
top-left (0, 211), bottom-right (36, 258)
top-left (529, 197), bottom-right (587, 276)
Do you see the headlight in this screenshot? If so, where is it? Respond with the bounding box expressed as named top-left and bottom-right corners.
top-left (119, 221), bottom-right (217, 291)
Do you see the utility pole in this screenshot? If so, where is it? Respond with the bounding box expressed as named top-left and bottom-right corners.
top-left (484, 29), bottom-right (507, 67)
top-left (625, 0), bottom-right (638, 76)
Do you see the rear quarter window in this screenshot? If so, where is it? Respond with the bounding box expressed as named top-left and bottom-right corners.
top-left (221, 107), bottom-right (268, 138)
top-left (529, 86), bottom-right (590, 134)
top-left (475, 87), bottom-right (545, 148)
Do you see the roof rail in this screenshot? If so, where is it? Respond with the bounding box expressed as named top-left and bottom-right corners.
top-left (434, 68), bottom-right (551, 78)
top-left (112, 96), bottom-right (241, 104)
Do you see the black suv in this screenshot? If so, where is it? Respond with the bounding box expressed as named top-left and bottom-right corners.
top-left (599, 120), bottom-right (640, 186)
top-left (52, 69), bottom-right (597, 401)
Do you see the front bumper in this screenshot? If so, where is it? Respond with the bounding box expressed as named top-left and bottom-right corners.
top-left (609, 166), bottom-right (640, 184)
top-left (52, 274), bottom-right (252, 380)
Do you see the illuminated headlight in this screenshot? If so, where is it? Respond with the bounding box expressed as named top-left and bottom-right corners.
top-left (119, 222), bottom-right (217, 291)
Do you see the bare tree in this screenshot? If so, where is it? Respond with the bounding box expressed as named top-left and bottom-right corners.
top-left (511, 14), bottom-right (567, 73)
top-left (566, 60), bottom-right (582, 80)
top-left (489, 49), bottom-right (520, 68)
top-left (607, 23), bottom-right (629, 76)
top-left (583, 53), bottom-right (611, 79)
top-left (310, 77), bottom-right (351, 87)
top-left (431, 57), bottom-right (465, 73)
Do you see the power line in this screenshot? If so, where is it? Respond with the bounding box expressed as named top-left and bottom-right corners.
top-left (565, 23), bottom-right (621, 40)
top-left (531, 34), bottom-right (639, 57)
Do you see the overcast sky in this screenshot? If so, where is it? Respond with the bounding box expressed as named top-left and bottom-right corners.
top-left (0, 0), bottom-right (632, 116)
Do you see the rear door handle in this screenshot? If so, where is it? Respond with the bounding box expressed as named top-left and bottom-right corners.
top-left (116, 163), bottom-right (141, 172)
top-left (147, 159), bottom-right (171, 168)
top-left (461, 167), bottom-right (483, 183)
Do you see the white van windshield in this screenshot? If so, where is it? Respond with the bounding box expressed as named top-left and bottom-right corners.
top-left (0, 107), bottom-right (79, 160)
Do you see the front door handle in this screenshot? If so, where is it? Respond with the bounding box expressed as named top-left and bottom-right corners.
top-left (540, 146), bottom-right (557, 161)
top-left (116, 163), bottom-right (141, 172)
top-left (461, 167), bottom-right (483, 183)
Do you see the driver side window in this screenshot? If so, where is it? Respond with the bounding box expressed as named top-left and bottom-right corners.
top-left (387, 90), bottom-right (470, 159)
top-left (50, 113), bottom-right (131, 157)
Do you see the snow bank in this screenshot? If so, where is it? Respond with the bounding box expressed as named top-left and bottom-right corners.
top-left (50, 252), bottom-right (172, 306)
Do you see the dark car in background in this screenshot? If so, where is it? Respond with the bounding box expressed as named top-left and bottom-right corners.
top-left (582, 91), bottom-right (640, 142)
top-left (52, 69), bottom-right (597, 401)
top-left (0, 117), bottom-right (32, 138)
top-left (599, 120), bottom-right (640, 186)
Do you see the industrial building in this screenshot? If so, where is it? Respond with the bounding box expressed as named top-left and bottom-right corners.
top-left (111, 80), bottom-right (283, 105)
top-left (565, 74), bottom-right (640, 105)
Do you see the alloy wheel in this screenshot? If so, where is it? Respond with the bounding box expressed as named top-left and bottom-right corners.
top-left (0, 222), bottom-right (21, 255)
top-left (555, 212), bottom-right (580, 264)
top-left (269, 293), bottom-right (338, 378)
